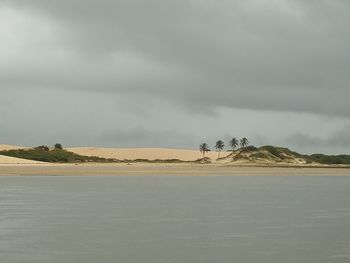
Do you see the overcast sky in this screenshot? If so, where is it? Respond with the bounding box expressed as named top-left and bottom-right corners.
top-left (1, 0), bottom-right (350, 154)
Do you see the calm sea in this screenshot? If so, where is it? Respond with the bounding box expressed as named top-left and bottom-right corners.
top-left (1, 176), bottom-right (350, 263)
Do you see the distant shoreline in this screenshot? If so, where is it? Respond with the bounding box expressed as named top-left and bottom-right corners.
top-left (1, 163), bottom-right (350, 176)
top-left (2, 144), bottom-right (350, 169)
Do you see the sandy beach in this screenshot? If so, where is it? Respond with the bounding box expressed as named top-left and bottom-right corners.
top-left (0, 163), bottom-right (350, 176)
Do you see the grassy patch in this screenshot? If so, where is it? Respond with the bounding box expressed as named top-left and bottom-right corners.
top-left (239, 145), bottom-right (258, 153)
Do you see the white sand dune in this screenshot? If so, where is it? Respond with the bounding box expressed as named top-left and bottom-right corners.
top-left (0, 155), bottom-right (44, 164)
top-left (0, 144), bottom-right (26, 151)
top-left (0, 144), bottom-right (42, 164)
top-left (68, 147), bottom-right (227, 161)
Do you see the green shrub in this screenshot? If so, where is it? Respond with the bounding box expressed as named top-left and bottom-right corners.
top-left (310, 154), bottom-right (350, 164)
top-left (34, 145), bottom-right (50, 151)
top-left (260, 145), bottom-right (281, 157)
top-left (240, 145), bottom-right (257, 152)
top-left (54, 143), bottom-right (63, 150)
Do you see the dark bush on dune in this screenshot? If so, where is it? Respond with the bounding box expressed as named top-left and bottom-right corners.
top-left (54, 143), bottom-right (63, 150)
top-left (310, 154), bottom-right (350, 164)
top-left (35, 145), bottom-right (50, 151)
top-left (195, 157), bottom-right (212, 164)
top-left (239, 145), bottom-right (257, 153)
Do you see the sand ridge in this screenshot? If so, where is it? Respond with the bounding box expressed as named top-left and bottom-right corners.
top-left (0, 155), bottom-right (44, 164)
top-left (68, 147), bottom-right (225, 161)
top-left (0, 144), bottom-right (26, 151)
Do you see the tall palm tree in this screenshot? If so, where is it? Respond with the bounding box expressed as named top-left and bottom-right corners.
top-left (215, 140), bottom-right (225, 158)
top-left (240, 137), bottom-right (249, 149)
top-left (199, 143), bottom-right (210, 158)
top-left (229, 137), bottom-right (238, 152)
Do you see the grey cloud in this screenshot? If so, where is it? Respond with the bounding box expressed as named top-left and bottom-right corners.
top-left (2, 0), bottom-right (350, 117)
top-left (287, 125), bottom-right (350, 154)
top-left (1, 0), bottom-right (350, 152)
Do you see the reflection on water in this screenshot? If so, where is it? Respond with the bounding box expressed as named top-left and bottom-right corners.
top-left (1, 176), bottom-right (350, 263)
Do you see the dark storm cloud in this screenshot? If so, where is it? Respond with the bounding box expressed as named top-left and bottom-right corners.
top-left (288, 125), bottom-right (350, 154)
top-left (2, 0), bottom-right (350, 116)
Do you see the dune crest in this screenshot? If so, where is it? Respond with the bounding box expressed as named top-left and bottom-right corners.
top-left (68, 147), bottom-right (224, 161)
top-left (0, 144), bottom-right (26, 151)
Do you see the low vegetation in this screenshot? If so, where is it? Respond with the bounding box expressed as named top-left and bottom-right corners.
top-left (0, 144), bottom-right (187, 164)
top-left (0, 146), bottom-right (117, 163)
top-left (309, 154), bottom-right (350, 164)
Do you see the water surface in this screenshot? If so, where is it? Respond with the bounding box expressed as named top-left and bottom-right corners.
top-left (1, 176), bottom-right (350, 263)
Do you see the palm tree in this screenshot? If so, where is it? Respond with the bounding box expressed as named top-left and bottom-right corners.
top-left (229, 137), bottom-right (238, 152)
top-left (215, 140), bottom-right (225, 158)
top-left (199, 143), bottom-right (210, 158)
top-left (240, 137), bottom-right (249, 149)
